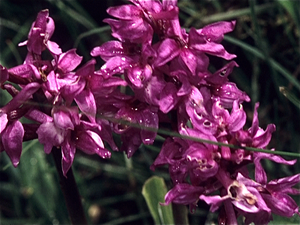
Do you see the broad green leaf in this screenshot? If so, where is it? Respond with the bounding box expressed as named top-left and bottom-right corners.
top-left (142, 176), bottom-right (174, 225)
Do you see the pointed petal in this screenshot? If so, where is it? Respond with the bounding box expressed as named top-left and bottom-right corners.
top-left (91, 41), bottom-right (124, 59)
top-left (104, 18), bottom-right (152, 43)
top-left (53, 109), bottom-right (75, 130)
top-left (2, 121), bottom-right (24, 167)
top-left (75, 89), bottom-right (96, 123)
top-left (159, 82), bottom-right (178, 113)
top-left (76, 59), bottom-right (96, 78)
top-left (140, 108), bottom-right (158, 144)
top-left (47, 40), bottom-right (62, 55)
top-left (107, 5), bottom-right (141, 20)
top-left (180, 48), bottom-right (197, 75)
top-left (205, 61), bottom-right (239, 85)
top-left (227, 101), bottom-right (246, 132)
top-left (2, 82), bottom-right (40, 113)
top-left (100, 56), bottom-right (133, 77)
top-left (37, 122), bottom-right (66, 154)
top-left (252, 124), bottom-right (276, 148)
top-left (58, 49), bottom-right (83, 72)
top-left (0, 65), bottom-right (9, 85)
top-left (61, 134), bottom-right (76, 177)
top-left (76, 130), bottom-right (110, 158)
top-left (163, 183), bottom-right (204, 206)
top-left (0, 113), bottom-right (8, 133)
top-left (199, 21), bottom-right (236, 43)
top-left (192, 42), bottom-right (236, 60)
top-left (154, 38), bottom-right (181, 67)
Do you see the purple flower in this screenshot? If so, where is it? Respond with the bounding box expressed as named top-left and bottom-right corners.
top-left (19, 9), bottom-right (61, 64)
top-left (211, 82), bottom-right (251, 108)
top-left (0, 120), bottom-right (24, 167)
top-left (37, 106), bottom-right (111, 176)
top-left (105, 0), bottom-right (180, 44)
top-left (189, 21), bottom-right (237, 60)
top-left (0, 82), bottom-right (41, 167)
top-left (152, 127), bottom-right (219, 185)
top-left (19, 9), bottom-right (61, 60)
top-left (236, 103), bottom-right (276, 148)
top-left (200, 170), bottom-right (272, 224)
top-left (261, 174), bottom-right (300, 217)
top-left (162, 183), bottom-right (204, 213)
top-left (114, 103), bottom-right (158, 157)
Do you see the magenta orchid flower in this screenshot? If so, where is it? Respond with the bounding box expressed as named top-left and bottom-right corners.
top-left (37, 106), bottom-right (111, 176)
top-left (0, 82), bottom-right (41, 167)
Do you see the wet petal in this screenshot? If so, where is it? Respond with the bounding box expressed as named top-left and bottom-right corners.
top-left (227, 101), bottom-right (246, 132)
top-left (0, 65), bottom-right (9, 85)
top-left (140, 108), bottom-right (158, 144)
top-left (163, 183), bottom-right (204, 207)
top-left (61, 134), bottom-right (76, 177)
top-left (0, 113), bottom-right (8, 133)
top-left (91, 41), bottom-right (124, 59)
top-left (75, 89), bottom-right (96, 123)
top-left (154, 38), bottom-right (181, 67)
top-left (76, 130), bottom-right (110, 159)
top-left (212, 82), bottom-right (250, 108)
top-left (159, 82), bottom-right (178, 113)
top-left (205, 61), bottom-right (239, 85)
top-left (107, 4), bottom-right (141, 20)
top-left (180, 48), bottom-right (197, 75)
top-left (58, 49), bottom-right (83, 73)
top-left (37, 122), bottom-right (66, 154)
top-left (2, 120), bottom-right (24, 167)
top-left (100, 56), bottom-right (133, 77)
top-left (198, 21), bottom-right (236, 43)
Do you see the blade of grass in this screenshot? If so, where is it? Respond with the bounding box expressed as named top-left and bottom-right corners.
top-left (0, 18), bottom-right (25, 33)
top-left (180, 3), bottom-right (275, 25)
top-left (73, 26), bottom-right (111, 48)
top-left (1, 20), bottom-right (31, 66)
top-left (46, 0), bottom-right (97, 29)
top-left (5, 39), bottom-right (23, 65)
top-left (279, 87), bottom-right (300, 109)
top-left (96, 114), bottom-right (300, 158)
top-left (223, 35), bottom-right (300, 92)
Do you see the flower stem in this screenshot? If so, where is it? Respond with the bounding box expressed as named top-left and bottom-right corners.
top-left (52, 147), bottom-right (88, 225)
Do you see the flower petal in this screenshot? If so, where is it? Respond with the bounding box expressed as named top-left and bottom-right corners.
top-left (2, 120), bottom-right (24, 167)
top-left (37, 122), bottom-right (66, 154)
top-left (75, 89), bottom-right (96, 123)
top-left (58, 49), bottom-right (83, 73)
top-left (154, 38), bottom-right (181, 67)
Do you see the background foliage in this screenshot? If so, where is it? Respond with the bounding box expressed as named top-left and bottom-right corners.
top-left (0, 0), bottom-right (299, 224)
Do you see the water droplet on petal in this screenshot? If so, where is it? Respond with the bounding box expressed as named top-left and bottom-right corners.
top-left (220, 69), bottom-right (226, 77)
top-left (203, 120), bottom-right (211, 127)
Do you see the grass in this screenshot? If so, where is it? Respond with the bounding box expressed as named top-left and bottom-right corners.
top-left (0, 0), bottom-right (299, 224)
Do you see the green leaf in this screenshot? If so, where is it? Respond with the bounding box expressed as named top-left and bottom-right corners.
top-left (142, 176), bottom-right (174, 225)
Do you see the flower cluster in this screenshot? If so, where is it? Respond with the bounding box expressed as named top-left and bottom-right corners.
top-left (0, 10), bottom-right (114, 176)
top-left (0, 1), bottom-right (299, 224)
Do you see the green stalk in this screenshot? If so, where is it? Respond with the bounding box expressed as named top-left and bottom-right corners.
top-left (52, 147), bottom-right (88, 225)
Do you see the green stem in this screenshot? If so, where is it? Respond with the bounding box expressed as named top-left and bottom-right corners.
top-left (52, 147), bottom-right (88, 225)
top-left (172, 204), bottom-right (189, 225)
